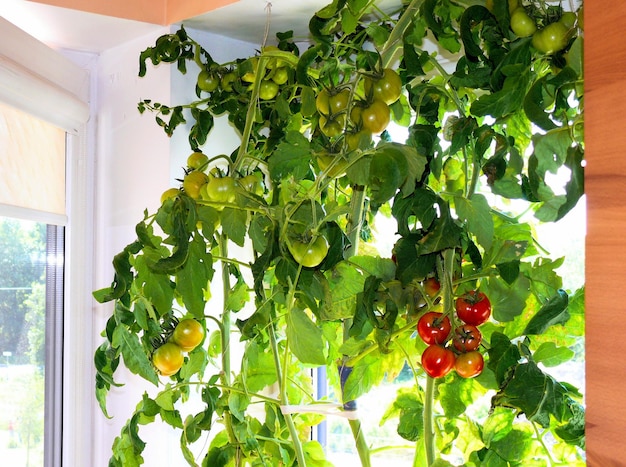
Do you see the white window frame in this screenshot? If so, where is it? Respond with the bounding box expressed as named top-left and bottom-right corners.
top-left (0, 17), bottom-right (94, 467)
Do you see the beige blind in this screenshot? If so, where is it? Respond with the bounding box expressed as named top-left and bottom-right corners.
top-left (0, 101), bottom-right (66, 221)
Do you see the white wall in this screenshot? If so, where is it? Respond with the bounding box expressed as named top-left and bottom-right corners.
top-left (91, 26), bottom-right (258, 466)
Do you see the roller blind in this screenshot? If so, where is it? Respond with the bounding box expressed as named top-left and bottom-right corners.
top-left (0, 16), bottom-right (89, 224)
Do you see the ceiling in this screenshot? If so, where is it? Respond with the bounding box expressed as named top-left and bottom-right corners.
top-left (0, 0), bottom-right (402, 53)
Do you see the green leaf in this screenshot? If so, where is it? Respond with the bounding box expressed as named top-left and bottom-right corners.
top-left (483, 275), bottom-right (530, 323)
top-left (393, 390), bottom-right (424, 442)
top-left (225, 274), bottom-right (250, 312)
top-left (342, 353), bottom-right (383, 402)
top-left (268, 130), bottom-right (312, 183)
top-left (533, 342), bottom-right (574, 367)
top-left (242, 341), bottom-right (278, 392)
top-left (471, 72), bottom-right (530, 119)
top-left (482, 407), bottom-right (515, 446)
top-left (455, 194), bottom-right (494, 251)
top-left (112, 326), bottom-right (159, 386)
top-left (347, 255), bottom-right (396, 281)
top-left (488, 427), bottom-right (533, 462)
top-left (523, 289), bottom-right (569, 335)
top-left (286, 308), bottom-right (326, 365)
top-left (175, 233), bottom-right (213, 320)
top-left (322, 261), bottom-right (365, 320)
top-left (220, 207), bottom-right (248, 247)
top-left (303, 440), bottom-right (334, 467)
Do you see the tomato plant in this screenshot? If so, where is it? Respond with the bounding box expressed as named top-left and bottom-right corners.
top-left (97, 1), bottom-right (586, 466)
top-left (417, 312), bottom-right (451, 345)
top-left (456, 291), bottom-right (492, 325)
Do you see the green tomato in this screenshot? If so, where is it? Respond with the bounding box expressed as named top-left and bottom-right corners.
top-left (202, 176), bottom-right (237, 204)
top-left (319, 114), bottom-right (345, 138)
top-left (364, 68), bottom-right (402, 105)
top-left (510, 8), bottom-right (537, 37)
top-left (271, 67), bottom-right (289, 85)
top-left (287, 235), bottom-right (329, 268)
top-left (171, 319), bottom-right (205, 352)
top-left (197, 69), bottom-right (219, 92)
top-left (259, 80), bottom-right (279, 100)
top-left (357, 99), bottom-right (390, 134)
top-left (187, 151), bottom-right (209, 170)
top-left (183, 171), bottom-right (209, 199)
top-left (559, 11), bottom-right (577, 30)
top-left (316, 88), bottom-right (350, 117)
top-left (152, 342), bottom-right (184, 377)
top-left (239, 174), bottom-right (264, 196)
top-left (220, 72), bottom-right (237, 92)
top-left (532, 22), bottom-right (569, 54)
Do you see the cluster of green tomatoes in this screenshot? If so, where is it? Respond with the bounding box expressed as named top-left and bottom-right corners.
top-left (503, 0), bottom-right (581, 54)
top-left (416, 278), bottom-right (492, 379)
top-left (152, 318), bottom-right (205, 376)
top-left (196, 46), bottom-right (290, 101)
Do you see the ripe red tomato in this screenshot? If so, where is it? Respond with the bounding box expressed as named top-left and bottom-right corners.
top-left (417, 312), bottom-right (451, 345)
top-left (454, 350), bottom-right (484, 378)
top-left (452, 324), bottom-right (482, 352)
top-left (172, 319), bottom-right (205, 352)
top-left (421, 344), bottom-right (456, 378)
top-left (455, 291), bottom-right (491, 325)
top-left (152, 342), bottom-right (184, 376)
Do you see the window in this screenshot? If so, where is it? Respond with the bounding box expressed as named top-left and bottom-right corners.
top-left (0, 16), bottom-right (91, 467)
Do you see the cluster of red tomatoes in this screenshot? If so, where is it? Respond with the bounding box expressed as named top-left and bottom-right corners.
top-left (417, 286), bottom-right (491, 379)
top-left (152, 318), bottom-right (205, 377)
top-left (316, 68), bottom-right (401, 144)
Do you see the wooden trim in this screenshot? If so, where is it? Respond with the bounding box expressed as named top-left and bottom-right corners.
top-left (585, 2), bottom-right (626, 465)
top-left (25, 0), bottom-right (239, 25)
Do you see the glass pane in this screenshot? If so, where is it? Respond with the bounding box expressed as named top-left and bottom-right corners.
top-left (0, 218), bottom-right (48, 466)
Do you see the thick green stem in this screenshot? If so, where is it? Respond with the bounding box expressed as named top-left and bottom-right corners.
top-left (423, 376), bottom-right (436, 466)
top-left (268, 318), bottom-right (308, 467)
top-left (219, 234), bottom-right (238, 452)
top-left (349, 419), bottom-right (372, 467)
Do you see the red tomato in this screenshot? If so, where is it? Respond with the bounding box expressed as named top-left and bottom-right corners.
top-left (454, 351), bottom-right (484, 378)
top-left (417, 312), bottom-right (451, 345)
top-left (421, 344), bottom-right (456, 378)
top-left (455, 291), bottom-right (491, 325)
top-left (452, 324), bottom-right (482, 352)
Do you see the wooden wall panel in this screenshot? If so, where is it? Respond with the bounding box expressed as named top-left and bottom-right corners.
top-left (585, 1), bottom-right (626, 465)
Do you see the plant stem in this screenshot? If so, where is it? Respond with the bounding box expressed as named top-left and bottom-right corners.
top-left (423, 376), bottom-right (436, 466)
top-left (218, 234), bottom-right (238, 454)
top-left (268, 316), bottom-right (308, 467)
top-left (349, 419), bottom-right (372, 467)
